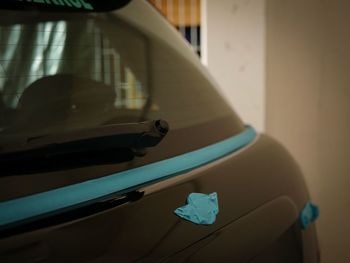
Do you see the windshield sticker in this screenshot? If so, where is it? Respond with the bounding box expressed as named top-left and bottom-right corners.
top-left (18, 0), bottom-right (94, 10)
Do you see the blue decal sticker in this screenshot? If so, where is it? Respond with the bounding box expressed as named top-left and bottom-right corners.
top-left (174, 192), bottom-right (219, 225)
top-left (300, 202), bottom-right (320, 230)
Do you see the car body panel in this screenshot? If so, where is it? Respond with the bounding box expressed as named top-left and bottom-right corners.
top-left (0, 135), bottom-right (319, 262)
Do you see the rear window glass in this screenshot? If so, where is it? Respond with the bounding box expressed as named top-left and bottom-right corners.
top-left (0, 10), bottom-right (240, 151)
top-left (0, 6), bottom-right (245, 200)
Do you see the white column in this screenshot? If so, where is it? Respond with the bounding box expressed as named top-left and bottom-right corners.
top-left (202, 0), bottom-right (266, 131)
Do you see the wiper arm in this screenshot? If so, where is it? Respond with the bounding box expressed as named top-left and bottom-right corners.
top-left (0, 119), bottom-right (169, 174)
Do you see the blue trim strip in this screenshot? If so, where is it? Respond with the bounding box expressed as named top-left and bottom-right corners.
top-left (0, 126), bottom-right (256, 228)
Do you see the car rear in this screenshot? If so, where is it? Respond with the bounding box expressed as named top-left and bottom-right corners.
top-left (0, 1), bottom-right (319, 262)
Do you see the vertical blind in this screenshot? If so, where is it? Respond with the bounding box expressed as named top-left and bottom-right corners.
top-left (148, 0), bottom-right (201, 56)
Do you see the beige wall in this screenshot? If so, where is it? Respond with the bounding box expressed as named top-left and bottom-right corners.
top-left (203, 0), bottom-right (266, 131)
top-left (266, 1), bottom-right (350, 262)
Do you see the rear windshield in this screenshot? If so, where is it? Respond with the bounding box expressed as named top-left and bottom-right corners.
top-left (0, 10), bottom-right (242, 151)
top-left (0, 6), bottom-right (244, 199)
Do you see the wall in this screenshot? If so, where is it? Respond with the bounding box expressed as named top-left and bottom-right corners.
top-left (266, 1), bottom-right (350, 262)
top-left (203, 0), bottom-right (266, 131)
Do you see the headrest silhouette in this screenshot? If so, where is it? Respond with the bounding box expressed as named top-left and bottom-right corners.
top-left (15, 74), bottom-right (116, 132)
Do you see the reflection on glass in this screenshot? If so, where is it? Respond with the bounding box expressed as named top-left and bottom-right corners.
top-left (0, 20), bottom-right (147, 110)
top-left (0, 15), bottom-right (148, 144)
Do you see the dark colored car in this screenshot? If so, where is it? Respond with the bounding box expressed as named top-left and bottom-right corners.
top-left (0, 1), bottom-right (319, 262)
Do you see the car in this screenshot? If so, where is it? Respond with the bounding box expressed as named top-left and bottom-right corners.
top-left (0, 0), bottom-right (319, 262)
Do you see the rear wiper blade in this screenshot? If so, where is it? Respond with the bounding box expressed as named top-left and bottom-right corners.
top-left (0, 119), bottom-right (169, 173)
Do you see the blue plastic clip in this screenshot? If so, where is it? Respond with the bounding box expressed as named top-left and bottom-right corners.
top-left (300, 202), bottom-right (320, 230)
top-left (174, 192), bottom-right (219, 225)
